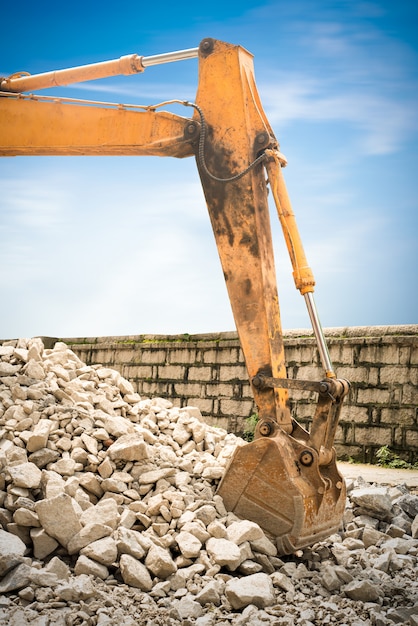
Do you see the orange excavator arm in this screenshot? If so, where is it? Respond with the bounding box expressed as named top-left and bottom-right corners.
top-left (0, 38), bottom-right (349, 553)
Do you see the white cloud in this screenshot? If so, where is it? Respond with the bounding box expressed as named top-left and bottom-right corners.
top-left (263, 77), bottom-right (417, 155)
top-left (253, 6), bottom-right (418, 156)
top-left (0, 175), bottom-right (70, 229)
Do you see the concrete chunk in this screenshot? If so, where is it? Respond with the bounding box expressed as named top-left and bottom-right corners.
top-left (30, 527), bottom-right (59, 560)
top-left (67, 523), bottom-right (113, 555)
top-left (176, 530), bottom-right (203, 559)
top-left (206, 537), bottom-right (242, 571)
top-left (8, 462), bottom-right (42, 489)
top-left (120, 554), bottom-right (153, 591)
top-left (35, 493), bottom-right (82, 549)
top-left (26, 420), bottom-right (53, 453)
top-left (225, 572), bottom-right (275, 609)
top-left (81, 536), bottom-right (118, 566)
top-left (107, 434), bottom-right (149, 461)
top-left (0, 529), bottom-right (27, 576)
top-left (145, 543), bottom-right (177, 579)
top-left (226, 520), bottom-right (264, 545)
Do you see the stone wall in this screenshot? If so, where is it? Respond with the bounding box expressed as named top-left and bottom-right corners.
top-left (59, 325), bottom-right (418, 464)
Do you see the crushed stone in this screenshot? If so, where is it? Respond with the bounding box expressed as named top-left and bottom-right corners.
top-left (0, 337), bottom-right (417, 625)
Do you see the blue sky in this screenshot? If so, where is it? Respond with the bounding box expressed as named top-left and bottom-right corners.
top-left (1, 1), bottom-right (417, 339)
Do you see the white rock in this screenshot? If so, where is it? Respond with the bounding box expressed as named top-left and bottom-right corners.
top-left (116, 376), bottom-right (135, 395)
top-left (24, 359), bottom-right (46, 379)
top-left (172, 423), bottom-right (190, 446)
top-left (351, 487), bottom-right (393, 519)
top-left (78, 472), bottom-right (103, 498)
top-left (175, 595), bottom-right (204, 619)
top-left (195, 579), bottom-right (223, 606)
top-left (202, 466), bottom-right (224, 480)
top-left (12, 507), bottom-right (40, 527)
top-left (226, 520), bottom-right (264, 545)
top-left (80, 536), bottom-right (118, 565)
top-left (176, 531), bottom-right (203, 558)
top-left (67, 523), bottom-right (113, 555)
top-left (73, 554), bottom-right (108, 579)
top-left (26, 419), bottom-right (53, 453)
top-left (0, 528), bottom-right (26, 561)
top-left (190, 421), bottom-right (206, 444)
top-left (119, 508), bottom-right (137, 529)
top-left (44, 556), bottom-right (70, 580)
top-left (30, 527), bottom-right (59, 560)
top-left (8, 461), bottom-right (42, 489)
top-left (54, 574), bottom-right (96, 601)
top-left (97, 457), bottom-right (114, 479)
top-left (107, 434), bottom-right (149, 462)
top-left (181, 521), bottom-right (210, 544)
top-left (119, 554), bottom-right (153, 591)
top-left (145, 543), bottom-right (177, 578)
top-left (102, 415), bottom-right (135, 438)
top-left (116, 527), bottom-right (148, 559)
top-left (195, 505), bottom-right (217, 525)
top-left (0, 563), bottom-right (33, 593)
top-left (49, 457), bottom-right (77, 476)
top-left (207, 520), bottom-right (227, 538)
top-left (225, 572), bottom-right (275, 609)
top-left (320, 565), bottom-right (343, 592)
top-left (146, 493), bottom-right (166, 516)
top-left (249, 533), bottom-right (277, 556)
top-left (137, 467), bottom-right (176, 484)
top-left (344, 579), bottom-right (380, 602)
top-left (206, 537), bottom-right (242, 571)
top-left (101, 477), bottom-right (127, 493)
top-left (0, 362), bottom-right (21, 376)
top-left (35, 493), bottom-right (82, 549)
top-left (80, 433), bottom-right (99, 455)
top-left (80, 498), bottom-right (120, 529)
top-left (411, 514), bottom-right (418, 539)
top-left (41, 469), bottom-right (66, 498)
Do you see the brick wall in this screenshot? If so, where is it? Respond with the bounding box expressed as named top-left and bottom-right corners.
top-left (61, 325), bottom-right (418, 464)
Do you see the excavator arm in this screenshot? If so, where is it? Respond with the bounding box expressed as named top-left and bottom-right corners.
top-left (0, 38), bottom-right (349, 553)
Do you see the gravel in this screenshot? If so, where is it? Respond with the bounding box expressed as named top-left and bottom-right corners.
top-left (0, 337), bottom-right (417, 625)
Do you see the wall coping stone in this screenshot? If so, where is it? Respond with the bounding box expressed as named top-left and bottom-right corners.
top-left (3, 325), bottom-right (416, 348)
top-left (56, 324), bottom-right (418, 346)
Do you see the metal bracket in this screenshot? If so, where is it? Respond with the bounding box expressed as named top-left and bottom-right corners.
top-left (252, 373), bottom-right (332, 395)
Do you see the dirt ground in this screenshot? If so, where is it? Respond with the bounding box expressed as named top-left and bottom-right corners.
top-left (338, 461), bottom-right (418, 491)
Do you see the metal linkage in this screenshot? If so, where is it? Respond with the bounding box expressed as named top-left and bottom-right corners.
top-left (252, 373), bottom-right (334, 395)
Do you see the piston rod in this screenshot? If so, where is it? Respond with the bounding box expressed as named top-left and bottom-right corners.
top-left (304, 291), bottom-right (335, 377)
top-left (141, 47), bottom-right (199, 67)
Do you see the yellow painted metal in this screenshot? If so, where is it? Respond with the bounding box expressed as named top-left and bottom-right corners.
top-left (194, 39), bottom-right (291, 432)
top-left (265, 150), bottom-right (315, 296)
top-left (0, 54), bottom-right (144, 93)
top-left (0, 96), bottom-right (196, 157)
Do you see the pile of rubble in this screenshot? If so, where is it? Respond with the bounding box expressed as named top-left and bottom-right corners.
top-left (0, 337), bottom-right (417, 626)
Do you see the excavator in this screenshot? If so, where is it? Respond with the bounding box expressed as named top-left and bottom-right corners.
top-left (0, 38), bottom-right (350, 555)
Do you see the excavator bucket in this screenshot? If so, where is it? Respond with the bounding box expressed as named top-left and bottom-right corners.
top-left (217, 429), bottom-right (346, 555)
top-left (217, 377), bottom-right (349, 554)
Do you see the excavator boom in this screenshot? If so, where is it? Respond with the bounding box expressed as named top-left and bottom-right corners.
top-left (0, 38), bottom-right (349, 553)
